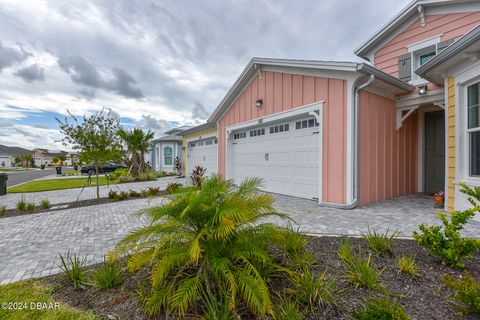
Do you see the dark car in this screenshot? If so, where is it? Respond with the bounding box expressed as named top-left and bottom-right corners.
top-left (80, 162), bottom-right (127, 176)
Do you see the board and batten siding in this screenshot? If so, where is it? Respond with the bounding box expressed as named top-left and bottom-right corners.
top-left (217, 71), bottom-right (348, 204)
top-left (447, 76), bottom-right (456, 211)
top-left (374, 12), bottom-right (480, 78)
top-left (358, 91), bottom-right (418, 205)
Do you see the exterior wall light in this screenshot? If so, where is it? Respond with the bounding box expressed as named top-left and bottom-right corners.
top-left (255, 99), bottom-right (263, 108)
top-left (418, 85), bottom-right (427, 95)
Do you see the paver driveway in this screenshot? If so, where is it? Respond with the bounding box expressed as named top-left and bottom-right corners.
top-left (1, 192), bottom-right (479, 284)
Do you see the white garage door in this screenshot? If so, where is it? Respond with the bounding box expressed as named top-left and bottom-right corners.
top-left (231, 117), bottom-right (320, 199)
top-left (186, 138), bottom-right (218, 177)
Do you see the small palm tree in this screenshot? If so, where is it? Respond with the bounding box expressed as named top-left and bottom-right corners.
top-left (137, 129), bottom-right (154, 172)
top-left (114, 176), bottom-right (299, 318)
top-left (119, 128), bottom-right (154, 177)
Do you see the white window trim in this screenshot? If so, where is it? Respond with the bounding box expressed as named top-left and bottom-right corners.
top-left (455, 63), bottom-right (480, 185)
top-left (163, 145), bottom-right (173, 167)
top-left (407, 34), bottom-right (442, 85)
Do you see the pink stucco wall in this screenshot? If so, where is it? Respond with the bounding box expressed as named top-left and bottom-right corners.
top-left (374, 12), bottom-right (480, 77)
top-left (358, 91), bottom-right (418, 205)
top-left (217, 71), bottom-right (347, 204)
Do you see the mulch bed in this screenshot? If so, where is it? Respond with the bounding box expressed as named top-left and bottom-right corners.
top-left (0, 191), bottom-right (167, 219)
top-left (41, 236), bottom-right (480, 320)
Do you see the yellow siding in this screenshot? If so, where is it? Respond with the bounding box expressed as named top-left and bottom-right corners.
top-left (447, 76), bottom-right (456, 212)
top-left (182, 128), bottom-right (217, 176)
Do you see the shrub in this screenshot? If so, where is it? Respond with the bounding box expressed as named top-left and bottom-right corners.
top-left (26, 202), bottom-right (35, 211)
top-left (59, 252), bottom-right (86, 288)
top-left (273, 295), bottom-right (305, 320)
top-left (291, 268), bottom-right (338, 313)
top-left (108, 190), bottom-right (118, 199)
top-left (201, 291), bottom-right (234, 320)
top-left (0, 206), bottom-right (6, 216)
top-left (413, 183), bottom-right (480, 268)
top-left (166, 182), bottom-right (182, 194)
top-left (443, 273), bottom-right (480, 315)
top-left (191, 165), bottom-right (207, 188)
top-left (114, 176), bottom-right (298, 318)
top-left (361, 227), bottom-right (399, 255)
top-left (108, 168), bottom-right (129, 181)
top-left (16, 198), bottom-right (27, 211)
top-left (119, 174), bottom-right (135, 183)
top-left (146, 187), bottom-right (160, 196)
top-left (128, 190), bottom-right (142, 198)
top-left (39, 199), bottom-right (50, 209)
top-left (139, 170), bottom-right (157, 181)
top-left (397, 255), bottom-right (420, 278)
top-left (117, 191), bottom-right (129, 200)
top-left (338, 240), bottom-right (384, 290)
top-left (353, 297), bottom-right (409, 320)
top-left (94, 257), bottom-right (123, 289)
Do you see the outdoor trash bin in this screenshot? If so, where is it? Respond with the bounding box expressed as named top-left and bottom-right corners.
top-left (55, 167), bottom-right (62, 175)
top-left (0, 173), bottom-right (7, 195)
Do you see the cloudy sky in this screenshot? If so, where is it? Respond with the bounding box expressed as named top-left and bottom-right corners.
top-left (0, 0), bottom-right (410, 150)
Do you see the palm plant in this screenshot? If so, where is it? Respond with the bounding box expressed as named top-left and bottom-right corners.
top-left (137, 129), bottom-right (154, 173)
top-left (114, 175), bottom-right (299, 318)
top-left (119, 128), bottom-right (154, 177)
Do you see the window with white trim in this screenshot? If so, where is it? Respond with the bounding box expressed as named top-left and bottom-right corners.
top-left (233, 132), bottom-right (246, 139)
top-left (269, 123), bottom-right (289, 134)
top-left (468, 82), bottom-right (480, 176)
top-left (295, 118), bottom-right (319, 130)
top-left (249, 128), bottom-right (265, 137)
top-left (164, 146), bottom-right (173, 166)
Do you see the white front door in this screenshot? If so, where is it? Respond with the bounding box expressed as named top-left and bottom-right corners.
top-left (230, 117), bottom-right (319, 199)
top-left (186, 138), bottom-right (218, 176)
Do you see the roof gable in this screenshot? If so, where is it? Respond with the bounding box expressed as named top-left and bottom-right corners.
top-left (355, 0), bottom-right (480, 61)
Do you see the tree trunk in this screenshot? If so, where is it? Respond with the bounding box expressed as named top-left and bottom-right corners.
top-left (131, 151), bottom-right (139, 178)
top-left (140, 152), bottom-right (145, 173)
top-left (95, 162), bottom-right (100, 199)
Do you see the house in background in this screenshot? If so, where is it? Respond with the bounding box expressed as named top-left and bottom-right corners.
top-left (0, 155), bottom-right (12, 167)
top-left (178, 123), bottom-right (218, 177)
top-left (182, 0), bottom-right (480, 212)
top-left (32, 148), bottom-right (69, 166)
top-left (150, 126), bottom-right (192, 173)
top-left (0, 144), bottom-right (31, 167)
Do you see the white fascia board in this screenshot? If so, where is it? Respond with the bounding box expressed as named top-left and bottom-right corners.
top-left (225, 101), bottom-right (325, 132)
top-left (184, 132), bottom-right (217, 143)
top-left (407, 34), bottom-right (442, 52)
top-left (260, 65), bottom-right (359, 81)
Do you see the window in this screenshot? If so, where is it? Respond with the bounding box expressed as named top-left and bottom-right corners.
top-left (233, 132), bottom-right (246, 139)
top-left (296, 118), bottom-right (319, 130)
top-left (164, 146), bottom-right (173, 166)
top-left (249, 128), bottom-right (265, 137)
top-left (197, 141), bottom-right (204, 146)
top-left (269, 123), bottom-right (289, 134)
top-left (468, 82), bottom-right (480, 176)
top-left (420, 52), bottom-right (435, 66)
top-left (205, 140), bottom-right (213, 145)
top-left (190, 143), bottom-right (196, 148)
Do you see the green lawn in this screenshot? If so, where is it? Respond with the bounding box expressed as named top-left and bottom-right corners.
top-left (0, 279), bottom-right (98, 320)
top-left (61, 170), bottom-right (80, 176)
top-left (8, 177), bottom-right (111, 193)
top-left (0, 168), bottom-right (31, 172)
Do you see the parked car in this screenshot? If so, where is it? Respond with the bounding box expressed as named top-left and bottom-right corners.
top-left (80, 162), bottom-right (126, 176)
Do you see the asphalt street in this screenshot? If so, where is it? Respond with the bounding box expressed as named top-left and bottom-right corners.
top-left (2, 168), bottom-right (56, 187)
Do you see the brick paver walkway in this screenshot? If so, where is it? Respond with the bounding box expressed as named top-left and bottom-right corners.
top-left (1, 192), bottom-right (479, 284)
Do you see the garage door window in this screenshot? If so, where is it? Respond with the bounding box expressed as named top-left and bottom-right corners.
top-left (296, 118), bottom-right (319, 130)
top-left (249, 128), bottom-right (265, 137)
top-left (190, 143), bottom-right (196, 148)
top-left (233, 132), bottom-right (246, 139)
top-left (269, 123), bottom-right (289, 134)
top-left (164, 147), bottom-right (173, 166)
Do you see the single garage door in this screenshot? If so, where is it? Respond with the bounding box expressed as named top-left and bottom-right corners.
top-left (231, 117), bottom-right (320, 199)
top-left (186, 138), bottom-right (218, 176)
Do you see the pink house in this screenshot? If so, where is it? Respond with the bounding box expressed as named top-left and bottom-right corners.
top-left (184, 0), bottom-right (480, 210)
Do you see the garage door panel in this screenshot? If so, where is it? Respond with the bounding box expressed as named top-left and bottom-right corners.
top-left (187, 139), bottom-right (218, 177)
top-left (231, 119), bottom-right (319, 199)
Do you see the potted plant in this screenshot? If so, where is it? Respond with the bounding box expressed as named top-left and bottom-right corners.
top-left (434, 191), bottom-right (445, 208)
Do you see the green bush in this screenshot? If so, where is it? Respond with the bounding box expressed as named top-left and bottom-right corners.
top-left (114, 176), bottom-right (300, 318)
top-left (59, 252), bottom-right (86, 288)
top-left (138, 170), bottom-right (157, 181)
top-left (338, 240), bottom-right (384, 290)
top-left (39, 199), bottom-right (50, 209)
top-left (290, 268), bottom-right (338, 313)
top-left (0, 206), bottom-right (6, 216)
top-left (94, 257), bottom-right (123, 289)
top-left (117, 191), bottom-right (129, 200)
top-left (166, 182), bottom-right (182, 194)
top-left (273, 295), bottom-right (305, 320)
top-left (361, 228), bottom-right (399, 255)
top-left (146, 187), bottom-right (160, 196)
top-left (108, 190), bottom-right (118, 199)
top-left (353, 297), bottom-right (409, 320)
top-left (108, 168), bottom-right (129, 181)
top-left (128, 190), bottom-right (142, 198)
top-left (443, 273), bottom-right (480, 315)
top-left (16, 198), bottom-right (27, 211)
top-left (413, 183), bottom-right (480, 268)
top-left (26, 202), bottom-right (35, 211)
top-left (397, 255), bottom-right (420, 278)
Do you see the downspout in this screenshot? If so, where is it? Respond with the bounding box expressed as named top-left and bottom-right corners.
top-left (320, 74), bottom-right (375, 209)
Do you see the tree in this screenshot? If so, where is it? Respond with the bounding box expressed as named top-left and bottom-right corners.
top-left (57, 109), bottom-right (123, 199)
top-left (20, 154), bottom-right (32, 167)
top-left (118, 128), bottom-right (154, 176)
top-left (57, 155), bottom-right (67, 166)
top-left (114, 176), bottom-right (301, 318)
